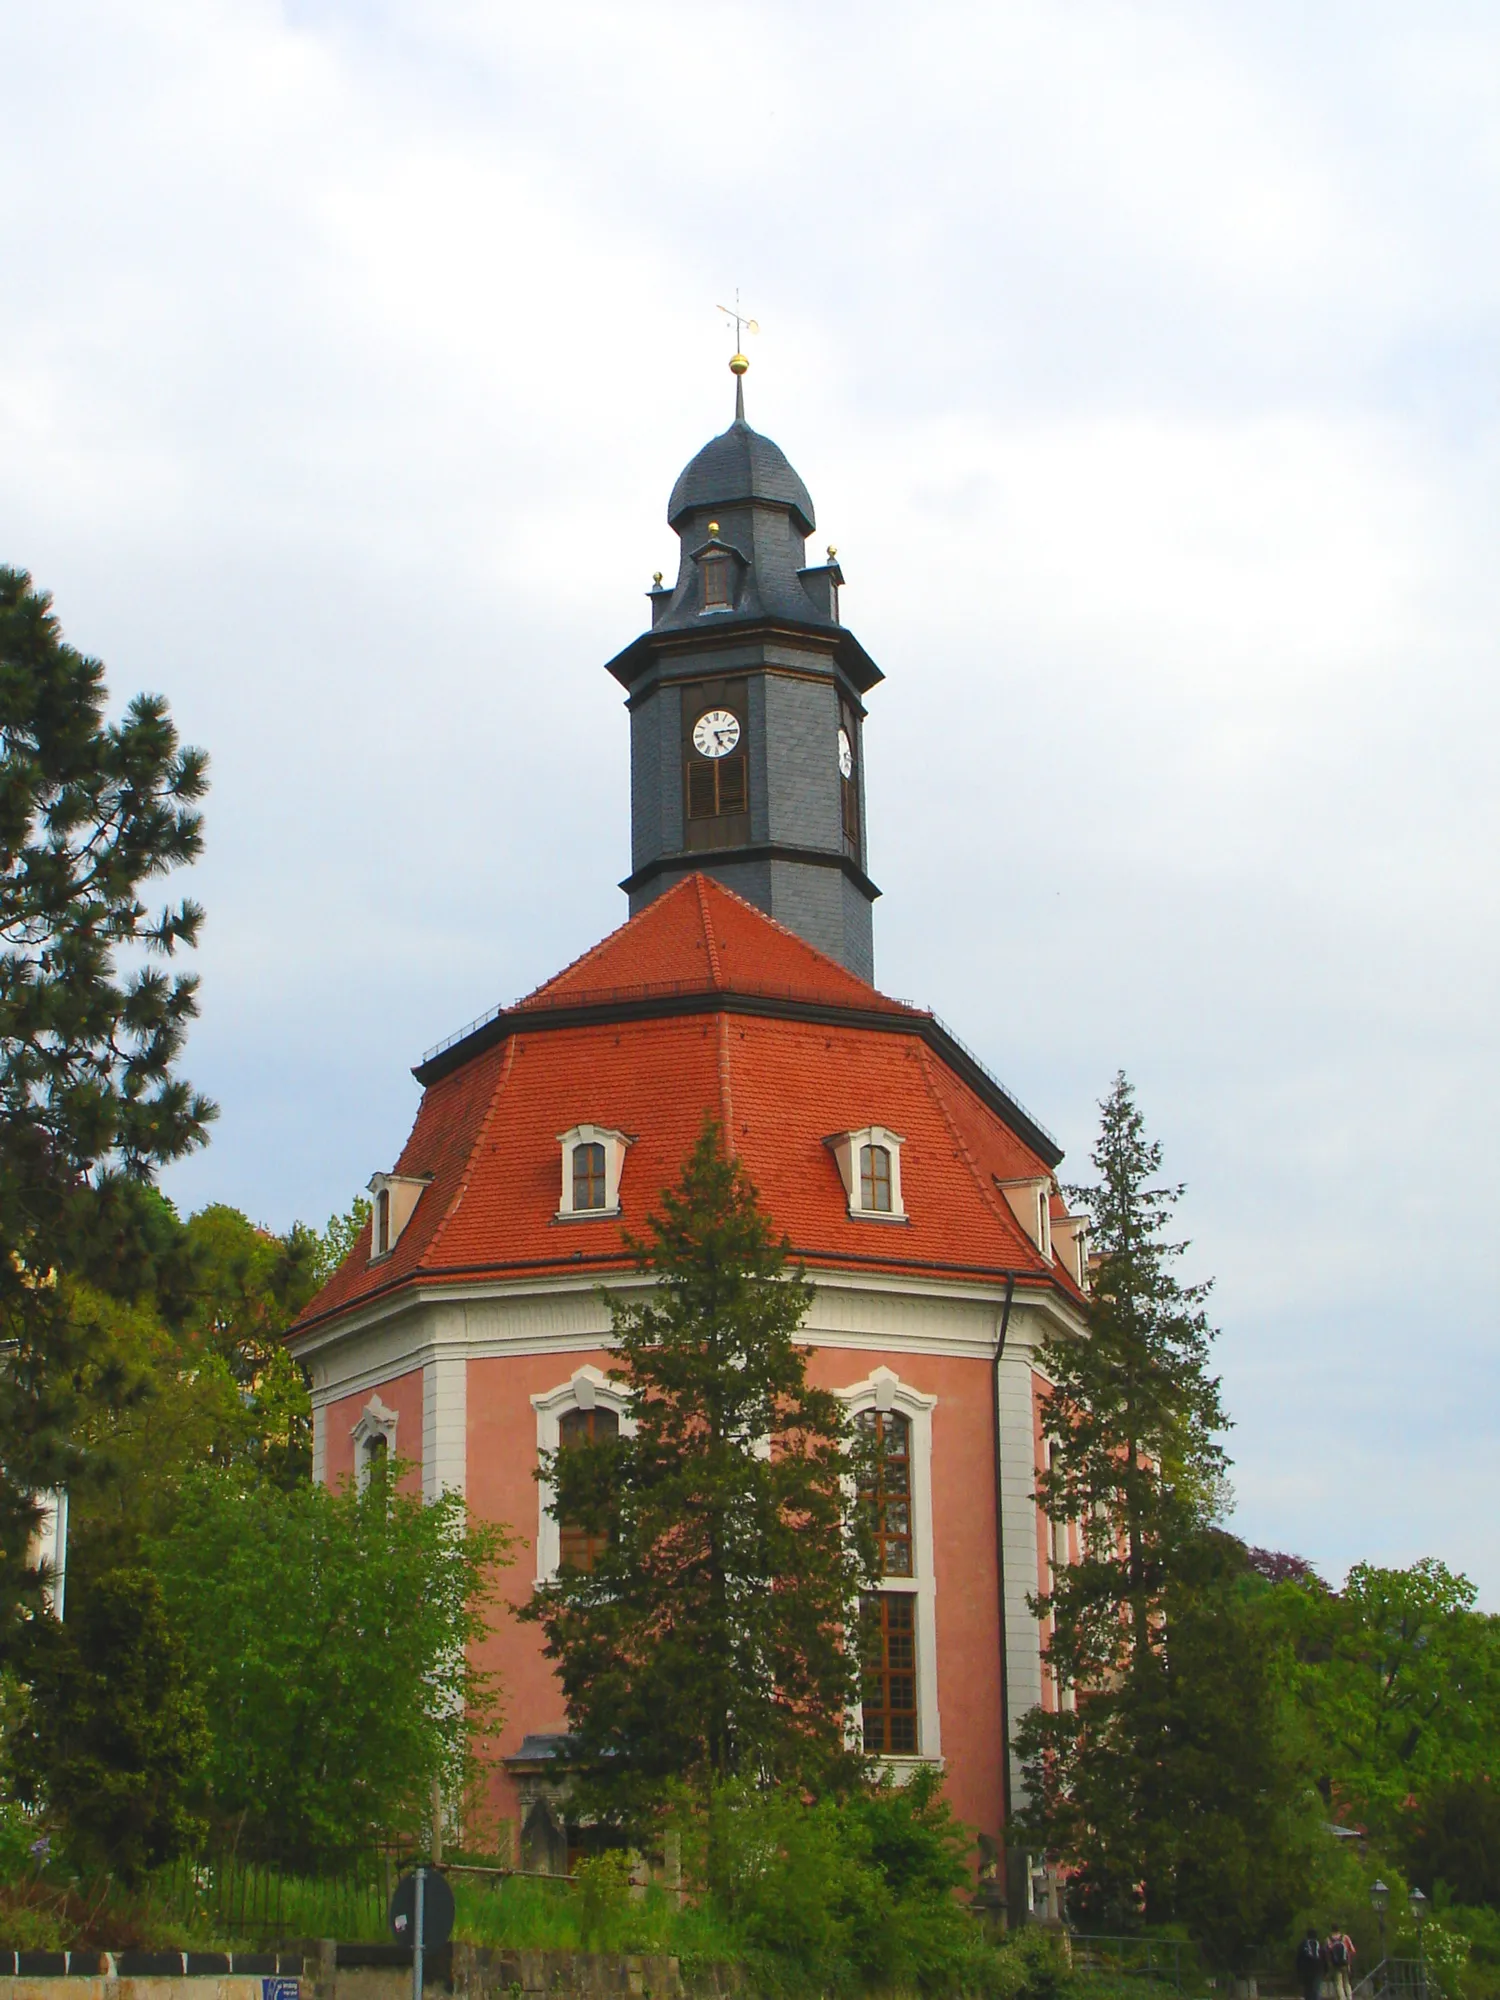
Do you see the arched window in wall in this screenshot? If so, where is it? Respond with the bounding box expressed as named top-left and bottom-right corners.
top-left (857, 1406), bottom-right (918, 1753)
top-left (556, 1404), bottom-right (620, 1571)
top-left (857, 1409), bottom-right (912, 1575)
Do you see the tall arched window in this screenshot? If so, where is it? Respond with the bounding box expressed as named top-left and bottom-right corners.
top-left (374, 1186), bottom-right (391, 1254)
top-left (861, 1593), bottom-right (918, 1754)
top-left (556, 1405), bottom-right (620, 1570)
top-left (857, 1409), bottom-right (912, 1575)
top-left (572, 1142), bottom-right (607, 1211)
top-left (860, 1143), bottom-right (893, 1213)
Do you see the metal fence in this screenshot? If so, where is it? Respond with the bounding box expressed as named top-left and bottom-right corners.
top-left (151, 1845), bottom-right (411, 1948)
top-left (1070, 1933), bottom-right (1200, 1992)
top-left (1355, 1960), bottom-right (1430, 2000)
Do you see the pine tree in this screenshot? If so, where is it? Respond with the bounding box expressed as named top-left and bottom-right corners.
top-left (0, 568), bottom-right (213, 1650)
top-left (523, 1120), bottom-right (876, 1823)
top-left (1014, 1071), bottom-right (1232, 1924)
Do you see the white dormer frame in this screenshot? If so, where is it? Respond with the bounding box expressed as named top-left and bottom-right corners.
top-left (995, 1175), bottom-right (1052, 1260)
top-left (825, 1127), bottom-right (907, 1221)
top-left (366, 1172), bottom-right (432, 1261)
top-left (837, 1366), bottom-right (940, 1767)
top-left (350, 1393), bottom-right (398, 1491)
top-left (556, 1125), bottom-right (632, 1219)
top-left (1052, 1213), bottom-right (1089, 1290)
top-left (531, 1366), bottom-right (637, 1581)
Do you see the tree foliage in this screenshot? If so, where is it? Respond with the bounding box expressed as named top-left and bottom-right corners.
top-left (1014, 1075), bottom-right (1322, 1952)
top-left (0, 569), bottom-right (212, 1645)
top-left (9, 1566), bottom-right (208, 1887)
top-left (524, 1121), bottom-right (876, 1819)
top-left (152, 1463), bottom-right (510, 1865)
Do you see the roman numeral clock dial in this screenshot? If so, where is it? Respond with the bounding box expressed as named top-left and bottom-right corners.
top-left (693, 709), bottom-right (740, 758)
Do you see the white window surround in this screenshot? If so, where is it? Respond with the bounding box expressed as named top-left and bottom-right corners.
top-left (366, 1172), bottom-right (432, 1261)
top-left (556, 1125), bottom-right (632, 1220)
top-left (350, 1392), bottom-right (398, 1491)
top-left (838, 1366), bottom-right (940, 1764)
top-left (531, 1366), bottom-right (636, 1581)
top-left (825, 1127), bottom-right (908, 1221)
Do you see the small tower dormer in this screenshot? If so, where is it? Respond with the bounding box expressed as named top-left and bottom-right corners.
top-left (603, 357), bottom-right (883, 982)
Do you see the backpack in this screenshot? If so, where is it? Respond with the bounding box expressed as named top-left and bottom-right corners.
top-left (1298, 1940), bottom-right (1322, 1973)
top-left (1329, 1939), bottom-right (1349, 1970)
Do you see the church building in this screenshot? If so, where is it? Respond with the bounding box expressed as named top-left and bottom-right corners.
top-left (289, 358), bottom-right (1088, 1912)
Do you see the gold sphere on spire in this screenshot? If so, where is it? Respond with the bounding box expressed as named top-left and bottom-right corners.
top-left (729, 352), bottom-right (749, 376)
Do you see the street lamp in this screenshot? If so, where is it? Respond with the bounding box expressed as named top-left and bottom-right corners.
top-left (1370, 1881), bottom-right (1389, 1966)
top-left (1409, 1887), bottom-right (1428, 2000)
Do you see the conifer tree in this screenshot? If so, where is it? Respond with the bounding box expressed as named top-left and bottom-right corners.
top-left (524, 1120), bottom-right (876, 1819)
top-left (0, 568), bottom-right (212, 1649)
top-left (1014, 1071), bottom-right (1232, 1923)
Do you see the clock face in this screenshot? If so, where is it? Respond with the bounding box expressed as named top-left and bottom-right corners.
top-left (837, 726), bottom-right (854, 779)
top-left (693, 709), bottom-right (741, 759)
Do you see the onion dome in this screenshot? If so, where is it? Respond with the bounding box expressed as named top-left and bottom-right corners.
top-left (667, 414), bottom-right (816, 536)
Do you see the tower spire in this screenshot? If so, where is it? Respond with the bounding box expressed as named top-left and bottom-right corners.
top-left (717, 294), bottom-right (756, 424)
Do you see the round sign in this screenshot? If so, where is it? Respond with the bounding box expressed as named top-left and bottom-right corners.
top-left (389, 1869), bottom-right (455, 1951)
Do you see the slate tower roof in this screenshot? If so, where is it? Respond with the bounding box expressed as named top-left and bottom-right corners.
top-left (606, 365), bottom-right (882, 979)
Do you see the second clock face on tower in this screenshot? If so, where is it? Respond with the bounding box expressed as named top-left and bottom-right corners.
top-left (837, 726), bottom-right (854, 779)
top-left (693, 709), bottom-right (741, 759)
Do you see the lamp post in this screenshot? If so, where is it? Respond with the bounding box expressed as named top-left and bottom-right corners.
top-left (1409, 1887), bottom-right (1428, 2000)
top-left (1371, 1881), bottom-right (1389, 1971)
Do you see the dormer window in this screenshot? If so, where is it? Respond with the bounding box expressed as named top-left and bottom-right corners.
top-left (366, 1171), bottom-right (433, 1262)
top-left (994, 1175), bottom-right (1055, 1261)
top-left (826, 1127), bottom-right (907, 1221)
top-left (557, 1125), bottom-right (632, 1220)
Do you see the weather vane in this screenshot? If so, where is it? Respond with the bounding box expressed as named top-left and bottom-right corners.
top-left (716, 292), bottom-right (759, 376)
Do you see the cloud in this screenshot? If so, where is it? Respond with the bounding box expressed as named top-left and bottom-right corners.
top-left (1, 0), bottom-right (1496, 1595)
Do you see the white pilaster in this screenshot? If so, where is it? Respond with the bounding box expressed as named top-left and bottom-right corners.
top-left (998, 1336), bottom-right (1045, 1810)
top-left (311, 1398), bottom-right (327, 1487)
top-left (423, 1350), bottom-right (468, 1502)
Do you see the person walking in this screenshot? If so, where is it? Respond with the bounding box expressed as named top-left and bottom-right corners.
top-left (1326, 1928), bottom-right (1356, 2000)
top-left (1298, 1928), bottom-right (1325, 2000)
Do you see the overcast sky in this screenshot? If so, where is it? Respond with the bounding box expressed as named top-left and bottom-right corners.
top-left (2, 1), bottom-right (1496, 1599)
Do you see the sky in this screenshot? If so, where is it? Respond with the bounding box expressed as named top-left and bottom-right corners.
top-left (1, 1), bottom-right (1496, 1598)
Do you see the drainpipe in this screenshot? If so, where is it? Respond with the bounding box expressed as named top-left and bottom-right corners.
top-left (990, 1275), bottom-right (1016, 1917)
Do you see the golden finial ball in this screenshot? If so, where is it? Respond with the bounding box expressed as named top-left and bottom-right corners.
top-left (708, 521), bottom-right (720, 536)
top-left (729, 352), bottom-right (749, 376)
top-left (653, 572), bottom-right (663, 586)
top-left (827, 544), bottom-right (838, 561)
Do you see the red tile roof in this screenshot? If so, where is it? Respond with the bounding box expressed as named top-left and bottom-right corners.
top-left (295, 876), bottom-right (1081, 1335)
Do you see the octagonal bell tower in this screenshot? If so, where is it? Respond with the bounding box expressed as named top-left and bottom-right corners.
top-left (603, 360), bottom-right (883, 981)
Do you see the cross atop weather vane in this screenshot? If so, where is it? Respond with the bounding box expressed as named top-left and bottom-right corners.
top-left (716, 291), bottom-right (759, 376)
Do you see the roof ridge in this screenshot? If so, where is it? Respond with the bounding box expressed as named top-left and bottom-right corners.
top-left (515, 877), bottom-right (704, 1006)
top-left (694, 874), bottom-right (726, 990)
top-left (691, 872), bottom-right (886, 996)
top-left (420, 1033), bottom-right (520, 1268)
top-left (915, 1041), bottom-right (1040, 1270)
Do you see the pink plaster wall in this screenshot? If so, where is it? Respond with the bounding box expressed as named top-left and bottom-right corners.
top-left (458, 1345), bottom-right (1006, 1855)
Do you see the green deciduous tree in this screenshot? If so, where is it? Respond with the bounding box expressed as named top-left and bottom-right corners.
top-left (0, 569), bottom-right (212, 1645)
top-left (1015, 1075), bottom-right (1321, 1951)
top-left (153, 1464), bottom-right (509, 1864)
top-left (523, 1121), bottom-right (876, 1827)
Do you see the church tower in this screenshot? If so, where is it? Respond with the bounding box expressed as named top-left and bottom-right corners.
top-left (604, 359), bottom-right (882, 981)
